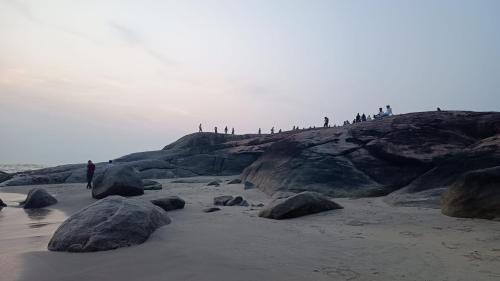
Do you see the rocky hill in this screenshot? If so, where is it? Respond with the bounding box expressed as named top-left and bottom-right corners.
top-left (1, 111), bottom-right (499, 208)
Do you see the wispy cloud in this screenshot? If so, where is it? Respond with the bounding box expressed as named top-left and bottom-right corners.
top-left (109, 22), bottom-right (175, 67)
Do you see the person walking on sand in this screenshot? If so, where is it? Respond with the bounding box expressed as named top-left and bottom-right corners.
top-left (86, 160), bottom-right (96, 189)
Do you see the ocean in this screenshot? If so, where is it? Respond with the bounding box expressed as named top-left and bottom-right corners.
top-left (0, 164), bottom-right (48, 174)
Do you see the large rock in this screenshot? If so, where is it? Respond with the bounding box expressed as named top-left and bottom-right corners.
top-left (0, 171), bottom-right (11, 183)
top-left (442, 167), bottom-right (500, 219)
top-left (21, 188), bottom-right (57, 209)
top-left (226, 196), bottom-right (243, 206)
top-left (92, 166), bottom-right (144, 199)
top-left (259, 191), bottom-right (343, 219)
top-left (151, 196), bottom-right (185, 211)
top-left (48, 196), bottom-right (170, 252)
top-left (214, 195), bottom-right (233, 206)
top-left (0, 198), bottom-right (6, 208)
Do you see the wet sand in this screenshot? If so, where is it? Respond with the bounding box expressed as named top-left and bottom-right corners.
top-left (1, 177), bottom-right (500, 281)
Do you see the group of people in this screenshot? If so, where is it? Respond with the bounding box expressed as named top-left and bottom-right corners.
top-left (341, 105), bottom-right (393, 125)
top-left (199, 124), bottom-right (235, 135)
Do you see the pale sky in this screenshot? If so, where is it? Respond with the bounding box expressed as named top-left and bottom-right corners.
top-left (1, 0), bottom-right (499, 165)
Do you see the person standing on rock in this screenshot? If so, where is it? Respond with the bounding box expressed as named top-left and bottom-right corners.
top-left (258, 128), bottom-right (261, 135)
top-left (199, 123), bottom-right (202, 132)
top-left (214, 127), bottom-right (218, 134)
top-left (324, 116), bottom-right (329, 127)
top-left (86, 160), bottom-right (96, 189)
top-left (224, 126), bottom-right (228, 134)
top-left (270, 127), bottom-right (274, 134)
top-left (361, 113), bottom-right (367, 122)
top-left (231, 128), bottom-right (235, 135)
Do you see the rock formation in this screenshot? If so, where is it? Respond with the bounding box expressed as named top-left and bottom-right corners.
top-left (92, 166), bottom-right (144, 199)
top-left (21, 188), bottom-right (57, 209)
top-left (48, 196), bottom-right (170, 252)
top-left (142, 179), bottom-right (162, 190)
top-left (151, 196), bottom-right (185, 211)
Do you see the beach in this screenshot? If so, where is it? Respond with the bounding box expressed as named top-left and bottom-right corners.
top-left (1, 177), bottom-right (499, 281)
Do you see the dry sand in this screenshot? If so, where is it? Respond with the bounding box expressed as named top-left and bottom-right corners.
top-left (1, 176), bottom-right (499, 281)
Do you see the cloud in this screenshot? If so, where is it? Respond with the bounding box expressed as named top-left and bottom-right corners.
top-left (109, 22), bottom-right (175, 67)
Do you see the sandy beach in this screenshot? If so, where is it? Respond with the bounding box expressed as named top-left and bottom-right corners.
top-left (1, 177), bottom-right (499, 281)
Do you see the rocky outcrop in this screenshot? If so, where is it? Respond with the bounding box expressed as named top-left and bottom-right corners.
top-left (48, 196), bottom-right (170, 252)
top-left (142, 179), bottom-right (162, 190)
top-left (0, 171), bottom-right (11, 184)
top-left (259, 191), bottom-right (343, 219)
top-left (0, 198), bottom-right (6, 208)
top-left (442, 167), bottom-right (500, 219)
top-left (151, 196), bottom-right (185, 211)
top-left (21, 188), bottom-right (57, 209)
top-left (92, 166), bottom-right (144, 199)
top-left (214, 196), bottom-right (234, 206)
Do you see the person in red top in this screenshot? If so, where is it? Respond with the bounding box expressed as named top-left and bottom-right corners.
top-left (86, 160), bottom-right (96, 189)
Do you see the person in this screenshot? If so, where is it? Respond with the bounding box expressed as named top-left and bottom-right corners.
top-left (292, 126), bottom-right (295, 131)
top-left (356, 113), bottom-right (361, 123)
top-left (361, 113), bottom-right (367, 122)
top-left (270, 127), bottom-right (274, 134)
top-left (278, 129), bottom-right (282, 133)
top-left (437, 107), bottom-right (441, 111)
top-left (231, 128), bottom-right (234, 135)
top-left (214, 126), bottom-right (218, 134)
top-left (385, 105), bottom-right (393, 116)
top-left (224, 126), bottom-right (228, 134)
top-left (258, 128), bottom-right (261, 135)
top-left (198, 123), bottom-right (202, 132)
top-left (324, 116), bottom-right (329, 128)
top-left (374, 107), bottom-right (383, 119)
top-left (86, 160), bottom-right (96, 189)
top-left (367, 115), bottom-right (372, 121)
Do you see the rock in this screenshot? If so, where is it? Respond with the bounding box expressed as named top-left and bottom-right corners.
top-left (92, 166), bottom-right (144, 199)
top-left (272, 191), bottom-right (296, 199)
top-left (226, 196), bottom-right (243, 206)
top-left (21, 188), bottom-right (57, 209)
top-left (207, 181), bottom-right (220, 187)
top-left (214, 195), bottom-right (233, 206)
top-left (442, 166), bottom-right (500, 219)
top-left (203, 207), bottom-right (221, 213)
top-left (244, 181), bottom-right (255, 190)
top-left (228, 179), bottom-right (242, 184)
top-left (48, 196), bottom-right (170, 252)
top-left (0, 171), bottom-right (11, 183)
top-left (142, 179), bottom-right (162, 190)
top-left (151, 196), bottom-right (185, 211)
top-left (259, 191), bottom-right (343, 219)
top-left (0, 198), bottom-right (6, 208)
top-left (240, 200), bottom-right (249, 207)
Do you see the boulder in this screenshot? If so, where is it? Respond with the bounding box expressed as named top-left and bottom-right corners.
top-left (207, 181), bottom-right (220, 187)
top-left (228, 179), bottom-right (242, 184)
top-left (244, 181), bottom-right (255, 190)
top-left (240, 200), bottom-right (249, 207)
top-left (21, 188), bottom-right (57, 209)
top-left (259, 191), bottom-right (343, 219)
top-left (0, 198), bottom-right (6, 208)
top-left (213, 195), bottom-right (233, 206)
top-left (226, 196), bottom-right (243, 206)
top-left (48, 196), bottom-right (170, 252)
top-left (203, 207), bottom-right (221, 213)
top-left (92, 166), bottom-right (144, 199)
top-left (0, 171), bottom-right (11, 183)
top-left (151, 196), bottom-right (185, 211)
top-left (142, 179), bottom-right (162, 190)
top-left (442, 166), bottom-right (500, 219)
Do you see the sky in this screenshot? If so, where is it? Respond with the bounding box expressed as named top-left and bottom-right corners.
top-left (0, 0), bottom-right (499, 165)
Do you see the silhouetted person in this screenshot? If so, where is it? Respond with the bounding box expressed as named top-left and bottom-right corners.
top-left (385, 105), bottom-right (393, 116)
top-left (271, 127), bottom-right (274, 134)
top-left (278, 129), bottom-right (282, 133)
top-left (375, 107), bottom-right (383, 119)
top-left (292, 126), bottom-right (295, 130)
top-left (258, 128), bottom-right (261, 135)
top-left (86, 160), bottom-right (95, 189)
top-left (356, 113), bottom-right (361, 123)
top-left (324, 116), bottom-right (329, 128)
top-left (199, 123), bottom-right (202, 132)
top-left (224, 126), bottom-right (228, 134)
top-left (231, 128), bottom-right (234, 135)
top-left (437, 107), bottom-right (441, 112)
top-left (361, 113), bottom-right (366, 122)
top-left (214, 127), bottom-right (218, 134)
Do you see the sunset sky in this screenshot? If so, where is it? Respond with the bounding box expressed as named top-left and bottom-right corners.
top-left (1, 0), bottom-right (499, 165)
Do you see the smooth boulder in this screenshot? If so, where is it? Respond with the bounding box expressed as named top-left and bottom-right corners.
top-left (0, 171), bottom-right (11, 184)
top-left (442, 166), bottom-right (500, 219)
top-left (214, 195), bottom-right (233, 206)
top-left (0, 198), bottom-right (6, 208)
top-left (48, 196), bottom-right (170, 252)
top-left (92, 166), bottom-right (144, 199)
top-left (226, 196), bottom-right (243, 206)
top-left (151, 196), bottom-right (185, 211)
top-left (21, 188), bottom-right (57, 209)
top-left (259, 191), bottom-right (343, 219)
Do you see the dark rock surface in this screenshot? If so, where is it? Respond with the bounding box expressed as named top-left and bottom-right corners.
top-left (203, 207), bottom-right (221, 213)
top-left (151, 196), bottom-right (185, 211)
top-left (227, 179), bottom-right (242, 184)
top-left (214, 196), bottom-right (233, 206)
top-left (442, 166), bottom-right (500, 219)
top-left (48, 196), bottom-right (170, 252)
top-left (0, 198), bottom-right (6, 208)
top-left (226, 196), bottom-right (243, 206)
top-left (142, 179), bottom-right (162, 190)
top-left (92, 166), bottom-right (144, 199)
top-left (0, 171), bottom-right (11, 184)
top-left (244, 181), bottom-right (255, 190)
top-left (2, 111), bottom-right (500, 208)
top-left (259, 191), bottom-right (343, 219)
top-left (21, 188), bottom-right (57, 209)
